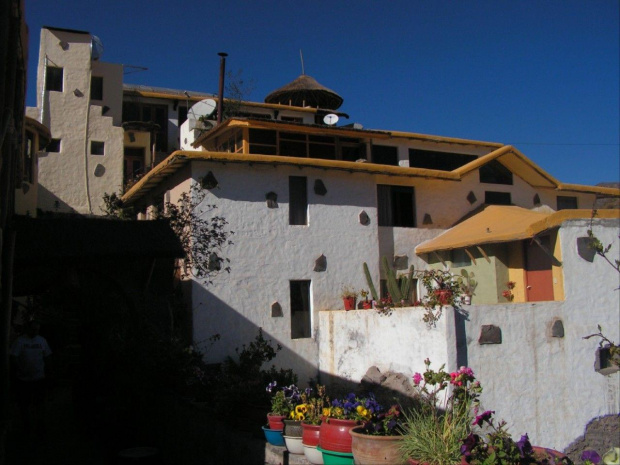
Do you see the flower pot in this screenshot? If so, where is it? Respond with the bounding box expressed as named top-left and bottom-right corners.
top-left (362, 301), bottom-right (372, 309)
top-left (262, 425), bottom-right (285, 446)
top-left (349, 426), bottom-right (406, 465)
top-left (283, 419), bottom-right (303, 438)
top-left (434, 289), bottom-right (452, 306)
top-left (283, 435), bottom-right (304, 454)
top-left (304, 444), bottom-right (325, 465)
top-left (302, 422), bottom-right (322, 447)
top-left (343, 297), bottom-right (356, 311)
top-left (267, 413), bottom-right (286, 431)
top-left (317, 446), bottom-right (354, 465)
top-left (319, 418), bottom-right (359, 453)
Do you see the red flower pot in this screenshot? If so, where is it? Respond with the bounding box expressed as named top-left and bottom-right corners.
top-left (267, 413), bottom-right (285, 431)
top-left (362, 301), bottom-right (372, 309)
top-left (319, 418), bottom-right (359, 453)
top-left (343, 297), bottom-right (357, 310)
top-left (302, 422), bottom-right (321, 446)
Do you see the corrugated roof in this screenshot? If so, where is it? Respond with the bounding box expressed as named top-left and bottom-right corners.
top-left (415, 206), bottom-right (620, 254)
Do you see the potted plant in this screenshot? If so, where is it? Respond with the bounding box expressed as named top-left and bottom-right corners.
top-left (341, 285), bottom-right (359, 311)
top-left (360, 290), bottom-right (372, 309)
top-left (400, 360), bottom-right (481, 465)
top-left (460, 411), bottom-right (573, 464)
top-left (457, 270), bottom-right (477, 305)
top-left (301, 384), bottom-right (330, 464)
top-left (350, 403), bottom-right (407, 465)
top-left (319, 392), bottom-right (382, 457)
top-left (266, 381), bottom-right (300, 430)
top-left (418, 270), bottom-right (464, 327)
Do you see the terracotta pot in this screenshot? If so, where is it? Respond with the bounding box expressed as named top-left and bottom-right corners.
top-left (319, 418), bottom-right (359, 453)
top-left (362, 301), bottom-right (372, 309)
top-left (343, 297), bottom-right (357, 311)
top-left (434, 289), bottom-right (452, 306)
top-left (283, 419), bottom-right (303, 438)
top-left (302, 422), bottom-right (322, 447)
top-left (267, 413), bottom-right (285, 431)
top-left (349, 426), bottom-right (406, 465)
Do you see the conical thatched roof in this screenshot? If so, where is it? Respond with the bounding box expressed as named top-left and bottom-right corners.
top-left (264, 75), bottom-right (343, 110)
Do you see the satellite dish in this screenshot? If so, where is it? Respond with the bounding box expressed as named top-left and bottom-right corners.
top-left (189, 99), bottom-right (217, 120)
top-left (323, 113), bottom-right (339, 126)
top-left (91, 36), bottom-right (104, 60)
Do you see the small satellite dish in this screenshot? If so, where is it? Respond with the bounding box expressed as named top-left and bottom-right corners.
top-left (323, 114), bottom-right (339, 126)
top-left (189, 99), bottom-right (217, 120)
top-left (91, 36), bottom-right (104, 61)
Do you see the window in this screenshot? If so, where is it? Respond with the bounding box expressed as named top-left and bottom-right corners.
top-left (409, 149), bottom-right (477, 171)
top-left (290, 280), bottom-right (311, 339)
top-left (24, 131), bottom-right (35, 183)
top-left (249, 128), bottom-right (277, 155)
top-left (47, 138), bottom-right (61, 153)
top-left (557, 196), bottom-right (578, 210)
top-left (90, 141), bottom-right (105, 155)
top-left (371, 145), bottom-right (398, 166)
top-left (124, 147), bottom-right (145, 182)
top-left (289, 176), bottom-right (308, 225)
top-left (377, 185), bottom-right (416, 227)
top-left (480, 160), bottom-right (513, 185)
top-left (178, 106), bottom-right (188, 127)
top-left (485, 191), bottom-right (511, 205)
top-left (91, 76), bottom-right (103, 100)
top-left (45, 66), bottom-right (63, 92)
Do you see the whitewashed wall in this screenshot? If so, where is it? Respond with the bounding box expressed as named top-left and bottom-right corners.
top-left (317, 218), bottom-right (619, 452)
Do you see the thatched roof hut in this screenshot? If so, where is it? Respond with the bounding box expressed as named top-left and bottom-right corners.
top-left (264, 74), bottom-right (343, 110)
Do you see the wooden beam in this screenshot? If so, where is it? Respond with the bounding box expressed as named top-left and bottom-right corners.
top-left (476, 246), bottom-right (491, 263)
top-left (464, 248), bottom-right (477, 265)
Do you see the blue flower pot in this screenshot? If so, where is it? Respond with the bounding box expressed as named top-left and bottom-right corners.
top-left (262, 425), bottom-right (285, 446)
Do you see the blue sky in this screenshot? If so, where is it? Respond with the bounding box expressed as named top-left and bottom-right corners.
top-left (24, 0), bottom-right (619, 186)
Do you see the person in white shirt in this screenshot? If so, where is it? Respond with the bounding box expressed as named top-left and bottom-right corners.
top-left (10, 320), bottom-right (52, 437)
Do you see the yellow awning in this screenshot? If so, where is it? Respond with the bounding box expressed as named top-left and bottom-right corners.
top-left (415, 206), bottom-right (620, 254)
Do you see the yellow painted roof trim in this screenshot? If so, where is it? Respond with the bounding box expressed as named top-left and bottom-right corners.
top-left (385, 131), bottom-right (504, 148)
top-left (121, 150), bottom-right (460, 206)
top-left (415, 206), bottom-right (620, 255)
top-left (192, 117), bottom-right (392, 148)
top-left (555, 183), bottom-right (620, 196)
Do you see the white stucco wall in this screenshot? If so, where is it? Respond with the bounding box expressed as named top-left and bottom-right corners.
top-left (33, 28), bottom-right (124, 215)
top-left (317, 218), bottom-right (619, 452)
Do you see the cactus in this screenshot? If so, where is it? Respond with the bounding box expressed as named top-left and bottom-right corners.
top-left (363, 262), bottom-right (379, 301)
top-left (400, 265), bottom-right (415, 302)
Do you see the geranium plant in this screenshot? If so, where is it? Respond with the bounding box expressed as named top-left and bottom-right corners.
top-left (400, 360), bottom-right (481, 465)
top-left (418, 269), bottom-right (465, 327)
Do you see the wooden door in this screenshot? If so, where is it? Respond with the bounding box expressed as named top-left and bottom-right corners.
top-left (525, 236), bottom-right (554, 302)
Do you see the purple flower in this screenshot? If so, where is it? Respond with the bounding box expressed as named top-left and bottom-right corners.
top-left (266, 381), bottom-right (277, 393)
top-left (413, 373), bottom-right (423, 385)
top-left (517, 434), bottom-right (533, 457)
top-left (460, 433), bottom-right (479, 457)
top-left (472, 410), bottom-right (494, 427)
top-left (581, 450), bottom-right (601, 464)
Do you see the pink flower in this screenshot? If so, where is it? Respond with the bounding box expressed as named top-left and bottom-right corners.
top-left (413, 373), bottom-right (423, 385)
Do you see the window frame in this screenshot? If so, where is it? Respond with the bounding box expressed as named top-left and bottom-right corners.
top-left (289, 176), bottom-right (308, 226)
top-left (290, 280), bottom-right (311, 339)
top-left (90, 141), bottom-right (105, 156)
top-left (377, 184), bottom-right (416, 227)
top-left (45, 66), bottom-right (63, 92)
top-left (90, 76), bottom-right (104, 101)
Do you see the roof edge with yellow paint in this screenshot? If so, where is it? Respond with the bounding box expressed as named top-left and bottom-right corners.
top-left (121, 150), bottom-right (461, 206)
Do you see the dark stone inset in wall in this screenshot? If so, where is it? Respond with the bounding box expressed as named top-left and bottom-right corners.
top-left (201, 171), bottom-right (219, 189)
top-left (271, 301), bottom-right (283, 317)
top-left (207, 252), bottom-right (222, 271)
top-left (266, 191), bottom-right (278, 208)
top-left (94, 164), bottom-right (105, 177)
top-left (479, 325), bottom-right (502, 344)
top-left (423, 213), bottom-right (433, 225)
top-left (577, 237), bottom-right (596, 262)
top-left (467, 191), bottom-right (477, 204)
top-left (393, 255), bottom-right (408, 270)
top-left (551, 319), bottom-right (564, 338)
top-left (314, 179), bottom-right (327, 196)
top-left (314, 254), bottom-right (327, 272)
top-left (533, 194), bottom-right (541, 206)
top-left (359, 210), bottom-right (370, 225)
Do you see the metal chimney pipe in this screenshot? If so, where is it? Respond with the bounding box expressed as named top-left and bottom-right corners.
top-left (217, 52), bottom-right (228, 124)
